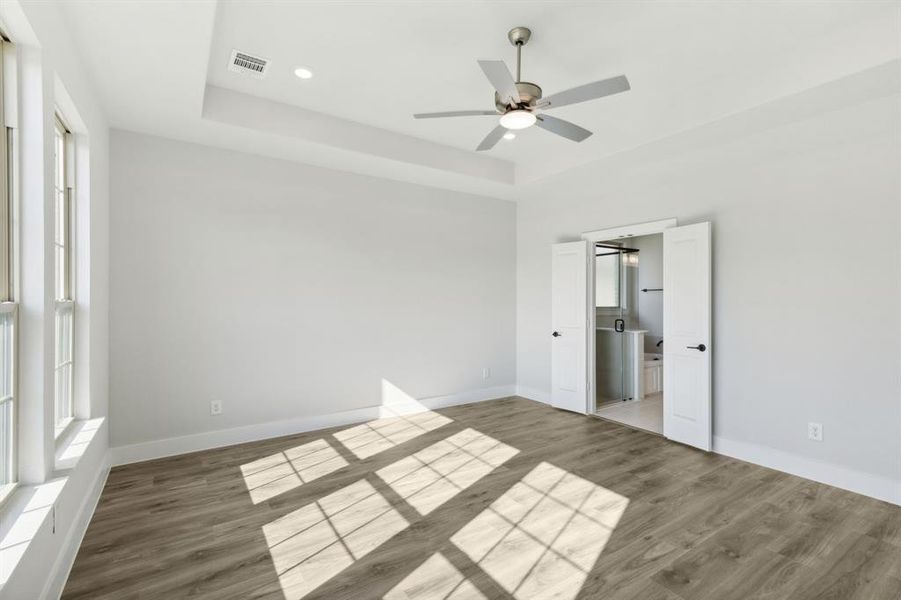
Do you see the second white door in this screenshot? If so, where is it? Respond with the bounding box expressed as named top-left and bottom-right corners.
top-left (663, 222), bottom-right (712, 450)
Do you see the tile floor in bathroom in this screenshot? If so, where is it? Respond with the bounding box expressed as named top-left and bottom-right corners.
top-left (595, 393), bottom-right (663, 434)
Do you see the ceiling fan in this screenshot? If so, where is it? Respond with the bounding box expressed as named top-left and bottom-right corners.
top-left (413, 27), bottom-right (630, 151)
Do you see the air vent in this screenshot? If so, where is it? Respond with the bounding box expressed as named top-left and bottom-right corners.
top-left (228, 50), bottom-right (269, 78)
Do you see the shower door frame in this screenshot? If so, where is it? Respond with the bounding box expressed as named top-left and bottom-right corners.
top-left (593, 243), bottom-right (635, 406)
top-left (582, 218), bottom-right (678, 414)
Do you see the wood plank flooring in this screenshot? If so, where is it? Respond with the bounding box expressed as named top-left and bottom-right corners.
top-left (63, 398), bottom-right (901, 600)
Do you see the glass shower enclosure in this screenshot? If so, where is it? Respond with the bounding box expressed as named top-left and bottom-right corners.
top-left (594, 243), bottom-right (639, 408)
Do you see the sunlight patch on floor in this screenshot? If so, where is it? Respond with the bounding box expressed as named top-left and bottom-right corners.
top-left (241, 438), bottom-right (348, 504)
top-left (332, 380), bottom-right (453, 459)
top-left (384, 552), bottom-right (488, 600)
top-left (263, 479), bottom-right (409, 600)
top-left (376, 428), bottom-right (518, 516)
top-left (451, 462), bottom-right (629, 600)
top-left (333, 411), bottom-right (451, 460)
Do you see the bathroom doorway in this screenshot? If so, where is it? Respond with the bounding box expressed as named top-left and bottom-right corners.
top-left (549, 218), bottom-right (713, 451)
top-left (593, 234), bottom-right (664, 434)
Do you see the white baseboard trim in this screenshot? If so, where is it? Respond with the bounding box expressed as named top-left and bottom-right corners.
top-left (515, 385), bottom-right (551, 404)
top-left (111, 385), bottom-right (516, 466)
top-left (713, 436), bottom-right (900, 506)
top-left (43, 452), bottom-right (111, 600)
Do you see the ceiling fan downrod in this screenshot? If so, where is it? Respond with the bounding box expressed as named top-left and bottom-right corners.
top-left (507, 26), bottom-right (532, 84)
top-left (516, 40), bottom-right (522, 82)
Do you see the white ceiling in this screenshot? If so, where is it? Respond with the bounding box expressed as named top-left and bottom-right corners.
top-left (60, 1), bottom-right (900, 197)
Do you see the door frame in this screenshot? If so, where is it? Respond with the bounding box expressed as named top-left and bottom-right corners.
top-left (581, 218), bottom-right (679, 416)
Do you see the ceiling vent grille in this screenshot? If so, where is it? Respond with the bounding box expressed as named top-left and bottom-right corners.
top-left (228, 50), bottom-right (269, 78)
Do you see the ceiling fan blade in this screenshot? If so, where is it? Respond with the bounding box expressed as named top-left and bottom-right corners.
top-left (539, 75), bottom-right (630, 109)
top-left (535, 114), bottom-right (593, 142)
top-left (476, 125), bottom-right (507, 151)
top-left (414, 110), bottom-right (498, 119)
top-left (478, 60), bottom-right (520, 106)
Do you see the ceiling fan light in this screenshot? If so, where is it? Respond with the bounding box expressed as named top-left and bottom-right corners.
top-left (499, 109), bottom-right (536, 130)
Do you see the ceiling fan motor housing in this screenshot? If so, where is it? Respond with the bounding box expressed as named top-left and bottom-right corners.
top-left (495, 82), bottom-right (542, 112)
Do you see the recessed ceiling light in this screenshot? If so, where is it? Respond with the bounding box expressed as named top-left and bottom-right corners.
top-left (503, 132), bottom-right (516, 140)
top-left (499, 109), bottom-right (536, 130)
top-left (293, 67), bottom-right (314, 80)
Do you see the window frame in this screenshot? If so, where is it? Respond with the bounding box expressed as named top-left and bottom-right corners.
top-left (0, 42), bottom-right (8, 304)
top-left (0, 303), bottom-right (16, 503)
top-left (52, 113), bottom-right (74, 439)
top-left (0, 37), bottom-right (18, 506)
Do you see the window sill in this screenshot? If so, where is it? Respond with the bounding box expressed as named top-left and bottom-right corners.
top-left (0, 477), bottom-right (68, 589)
top-left (55, 418), bottom-right (104, 472)
top-left (54, 416), bottom-right (75, 442)
top-left (0, 417), bottom-right (105, 591)
top-left (0, 482), bottom-right (16, 511)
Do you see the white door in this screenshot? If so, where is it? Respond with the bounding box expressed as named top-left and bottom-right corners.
top-left (551, 241), bottom-right (591, 414)
top-left (663, 222), bottom-right (712, 450)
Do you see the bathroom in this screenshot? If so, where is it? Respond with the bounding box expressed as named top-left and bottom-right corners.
top-left (594, 233), bottom-right (664, 433)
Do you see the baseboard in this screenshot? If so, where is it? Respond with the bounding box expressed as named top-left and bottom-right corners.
top-left (713, 436), bottom-right (900, 506)
top-left (111, 385), bottom-right (516, 466)
top-left (515, 385), bottom-right (551, 404)
top-left (43, 452), bottom-right (111, 600)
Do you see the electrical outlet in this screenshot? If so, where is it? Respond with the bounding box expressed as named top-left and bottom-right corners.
top-left (807, 422), bottom-right (823, 442)
top-left (482, 367), bottom-right (491, 380)
top-left (210, 400), bottom-right (223, 416)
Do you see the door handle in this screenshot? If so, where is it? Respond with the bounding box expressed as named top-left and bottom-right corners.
top-left (687, 344), bottom-right (707, 352)
top-left (552, 331), bottom-right (561, 337)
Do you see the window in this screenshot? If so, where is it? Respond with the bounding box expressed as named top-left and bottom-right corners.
top-left (0, 39), bottom-right (16, 496)
top-left (53, 114), bottom-right (74, 436)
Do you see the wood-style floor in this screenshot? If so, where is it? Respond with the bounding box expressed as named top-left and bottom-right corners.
top-left (63, 398), bottom-right (901, 600)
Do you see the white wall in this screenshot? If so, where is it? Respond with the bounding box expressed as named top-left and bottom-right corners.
top-left (517, 77), bottom-right (901, 501)
top-left (109, 130), bottom-right (516, 451)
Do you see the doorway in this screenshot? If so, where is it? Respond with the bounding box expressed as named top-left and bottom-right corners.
top-left (593, 234), bottom-right (664, 434)
top-left (549, 219), bottom-right (713, 451)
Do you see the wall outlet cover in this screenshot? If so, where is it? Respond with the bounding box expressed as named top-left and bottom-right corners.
top-left (807, 422), bottom-right (823, 442)
top-left (210, 400), bottom-right (223, 416)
